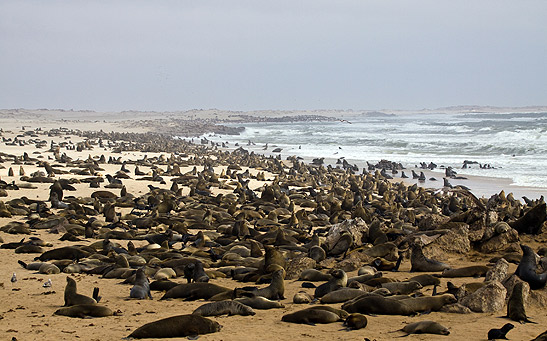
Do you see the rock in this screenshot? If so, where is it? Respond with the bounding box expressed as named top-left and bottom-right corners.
top-left (324, 218), bottom-right (368, 251)
top-left (529, 289), bottom-right (547, 308)
top-left (440, 303), bottom-right (472, 314)
top-left (480, 228), bottom-right (519, 253)
top-left (485, 258), bottom-right (509, 283)
top-left (337, 255), bottom-right (362, 272)
top-left (460, 280), bottom-right (507, 313)
top-left (424, 224), bottom-right (470, 255)
top-left (468, 220), bottom-right (486, 242)
top-left (485, 211), bottom-right (499, 227)
top-left (285, 256), bottom-right (317, 280)
top-left (417, 214), bottom-right (450, 231)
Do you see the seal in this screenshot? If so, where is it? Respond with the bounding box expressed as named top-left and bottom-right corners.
top-left (130, 268), bottom-right (152, 299)
top-left (515, 244), bottom-right (547, 289)
top-left (281, 306), bottom-right (346, 325)
top-left (314, 269), bottom-right (347, 298)
top-left (531, 330), bottom-right (547, 341)
top-left (320, 288), bottom-right (367, 304)
top-left (235, 296), bottom-right (285, 309)
top-left (64, 277), bottom-right (97, 306)
top-left (400, 320), bottom-right (450, 335)
top-left (128, 314), bottom-right (222, 339)
top-left (298, 269), bottom-right (332, 282)
top-left (381, 281), bottom-right (422, 295)
top-left (398, 294), bottom-right (457, 313)
top-left (441, 265), bottom-right (489, 278)
top-left (410, 244), bottom-right (451, 272)
top-left (408, 274), bottom-right (441, 287)
top-left (54, 304), bottom-right (113, 318)
top-left (192, 301), bottom-right (256, 316)
top-left (293, 291), bottom-right (313, 304)
top-left (507, 281), bottom-right (535, 323)
top-left (161, 283), bottom-right (232, 300)
top-left (343, 313), bottom-right (368, 330)
top-left (487, 323), bottom-right (514, 340)
top-left (342, 295), bottom-right (414, 315)
top-left (255, 269), bottom-right (285, 300)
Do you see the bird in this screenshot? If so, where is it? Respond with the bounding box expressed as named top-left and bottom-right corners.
top-left (11, 273), bottom-right (17, 284)
top-left (42, 278), bottom-right (52, 288)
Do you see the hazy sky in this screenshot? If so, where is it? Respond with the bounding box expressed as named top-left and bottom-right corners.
top-left (1, 1), bottom-right (546, 111)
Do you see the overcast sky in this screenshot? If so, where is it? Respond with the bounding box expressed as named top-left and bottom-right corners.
top-left (1, 1), bottom-right (545, 111)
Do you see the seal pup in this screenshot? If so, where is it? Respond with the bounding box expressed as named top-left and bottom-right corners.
top-left (343, 313), bottom-right (368, 330)
top-left (64, 277), bottom-right (97, 306)
top-left (410, 244), bottom-right (451, 272)
top-left (399, 320), bottom-right (450, 336)
top-left (487, 323), bottom-right (514, 340)
top-left (293, 291), bottom-right (313, 304)
top-left (130, 268), bottom-right (152, 299)
top-left (192, 301), bottom-right (255, 316)
top-left (506, 281), bottom-right (535, 323)
top-left (128, 314), bottom-right (222, 339)
top-left (515, 244), bottom-right (547, 289)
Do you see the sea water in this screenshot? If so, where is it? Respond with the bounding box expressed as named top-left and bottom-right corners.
top-left (203, 111), bottom-right (547, 190)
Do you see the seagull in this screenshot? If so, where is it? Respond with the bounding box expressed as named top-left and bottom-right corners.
top-left (43, 278), bottom-right (52, 288)
top-left (11, 273), bottom-right (17, 284)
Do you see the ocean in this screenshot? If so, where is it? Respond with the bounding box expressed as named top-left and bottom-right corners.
top-left (203, 111), bottom-right (547, 191)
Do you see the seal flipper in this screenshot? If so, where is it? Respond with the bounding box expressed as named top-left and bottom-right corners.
top-left (18, 260), bottom-right (28, 269)
top-left (93, 287), bottom-right (102, 303)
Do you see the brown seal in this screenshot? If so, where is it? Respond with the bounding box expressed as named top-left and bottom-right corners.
top-left (64, 277), bottom-right (97, 306)
top-left (507, 281), bottom-right (535, 323)
top-left (441, 265), bottom-right (489, 278)
top-left (410, 244), bottom-right (451, 272)
top-left (399, 294), bottom-right (457, 313)
top-left (515, 244), bottom-right (547, 290)
top-left (344, 313), bottom-right (368, 330)
top-left (235, 296), bottom-right (285, 309)
top-left (160, 282), bottom-right (231, 300)
top-left (342, 295), bottom-right (414, 315)
top-left (130, 268), bottom-right (152, 299)
top-left (314, 269), bottom-right (347, 298)
top-left (128, 314), bottom-right (222, 338)
top-left (255, 269), bottom-right (285, 300)
top-left (54, 304), bottom-right (113, 318)
top-left (192, 301), bottom-right (255, 316)
top-left (400, 320), bottom-right (450, 335)
top-left (281, 306), bottom-right (346, 325)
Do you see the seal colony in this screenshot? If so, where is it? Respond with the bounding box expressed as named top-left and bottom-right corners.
top-left (1, 115), bottom-right (547, 340)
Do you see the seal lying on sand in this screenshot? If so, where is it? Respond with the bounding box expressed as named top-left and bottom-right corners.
top-left (192, 301), bottom-right (255, 316)
top-left (54, 304), bottom-right (113, 318)
top-left (399, 320), bottom-right (450, 335)
top-left (128, 314), bottom-right (222, 339)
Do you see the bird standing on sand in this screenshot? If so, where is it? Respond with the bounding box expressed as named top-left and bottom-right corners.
top-left (43, 278), bottom-right (52, 288)
top-left (11, 272), bottom-right (17, 284)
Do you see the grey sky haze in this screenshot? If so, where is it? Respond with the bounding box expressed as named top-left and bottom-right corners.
top-left (1, 1), bottom-right (546, 111)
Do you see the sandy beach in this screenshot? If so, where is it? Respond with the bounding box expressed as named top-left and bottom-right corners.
top-left (1, 110), bottom-right (547, 341)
